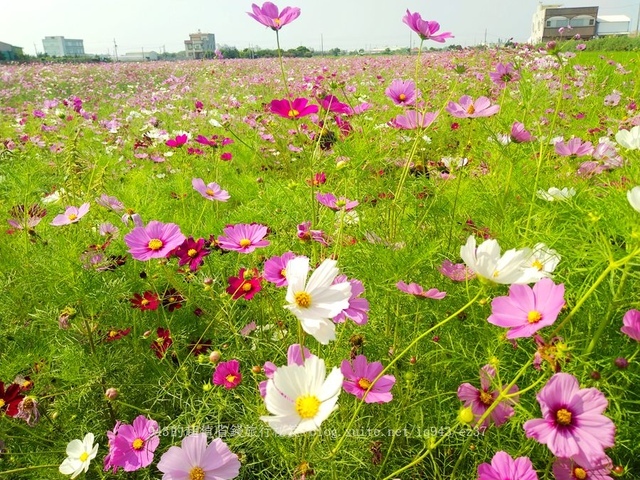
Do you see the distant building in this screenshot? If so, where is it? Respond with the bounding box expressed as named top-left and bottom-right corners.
top-left (118, 51), bottom-right (159, 62)
top-left (597, 15), bottom-right (631, 36)
top-left (42, 36), bottom-right (85, 57)
top-left (184, 30), bottom-right (215, 59)
top-left (530, 4), bottom-right (598, 44)
top-left (0, 41), bottom-right (23, 60)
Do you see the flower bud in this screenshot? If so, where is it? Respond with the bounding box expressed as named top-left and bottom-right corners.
top-left (209, 350), bottom-right (222, 364)
top-left (458, 406), bottom-right (475, 425)
top-left (105, 388), bottom-right (118, 400)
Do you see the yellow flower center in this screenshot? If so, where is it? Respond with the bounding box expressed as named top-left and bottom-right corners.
top-left (132, 438), bottom-right (145, 450)
top-left (0, 399), bottom-right (5, 408)
top-left (126, 208), bottom-right (135, 215)
top-left (288, 109), bottom-right (300, 118)
top-left (187, 248), bottom-right (198, 258)
top-left (68, 214), bottom-right (78, 221)
top-left (294, 291), bottom-right (312, 308)
top-left (239, 238), bottom-right (251, 248)
top-left (532, 259), bottom-right (544, 270)
top-left (242, 282), bottom-right (253, 292)
top-left (573, 467), bottom-right (587, 480)
top-left (225, 374), bottom-right (237, 384)
top-left (357, 378), bottom-right (372, 390)
top-left (205, 188), bottom-right (215, 196)
top-left (22, 398), bottom-right (34, 409)
top-left (528, 310), bottom-right (543, 323)
top-left (492, 270), bottom-right (500, 278)
top-left (274, 17), bottom-right (282, 26)
top-left (467, 104), bottom-right (476, 115)
top-left (148, 238), bottom-right (163, 250)
top-left (280, 268), bottom-right (287, 278)
top-left (479, 390), bottom-right (493, 405)
top-left (109, 330), bottom-right (118, 338)
top-left (79, 452), bottom-right (89, 462)
top-left (556, 408), bottom-right (572, 426)
top-left (156, 337), bottom-right (164, 345)
top-left (399, 93), bottom-right (406, 101)
top-left (141, 298), bottom-right (150, 306)
top-left (295, 395), bottom-right (320, 419)
top-left (189, 467), bottom-right (206, 480)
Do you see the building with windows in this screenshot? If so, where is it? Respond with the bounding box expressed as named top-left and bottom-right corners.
top-left (119, 51), bottom-right (159, 62)
top-left (184, 31), bottom-right (215, 59)
top-left (596, 15), bottom-right (631, 37)
top-left (0, 41), bottom-right (23, 60)
top-left (530, 5), bottom-right (598, 44)
top-left (42, 36), bottom-right (85, 57)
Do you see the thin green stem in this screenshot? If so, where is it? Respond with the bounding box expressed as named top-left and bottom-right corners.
top-left (275, 31), bottom-right (291, 101)
top-left (0, 465), bottom-right (59, 476)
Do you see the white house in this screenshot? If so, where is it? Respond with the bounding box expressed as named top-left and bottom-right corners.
top-left (596, 15), bottom-right (631, 36)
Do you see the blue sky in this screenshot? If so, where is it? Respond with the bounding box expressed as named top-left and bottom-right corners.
top-left (2, 0), bottom-right (638, 55)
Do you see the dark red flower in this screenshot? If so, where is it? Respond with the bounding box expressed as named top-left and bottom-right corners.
top-left (130, 291), bottom-right (160, 311)
top-left (162, 289), bottom-right (184, 312)
top-left (174, 237), bottom-right (210, 272)
top-left (104, 328), bottom-right (132, 342)
top-left (226, 268), bottom-right (262, 300)
top-left (187, 338), bottom-right (212, 356)
top-left (151, 327), bottom-right (173, 359)
top-left (0, 381), bottom-right (24, 417)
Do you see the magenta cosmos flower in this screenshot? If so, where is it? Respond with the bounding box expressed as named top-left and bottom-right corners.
top-left (552, 455), bottom-right (613, 480)
top-left (554, 137), bottom-right (594, 157)
top-left (165, 134), bottom-right (188, 148)
top-left (523, 373), bottom-right (615, 464)
top-left (385, 79), bottom-right (419, 106)
top-left (212, 360), bottom-right (242, 389)
top-left (191, 178), bottom-right (230, 202)
top-left (341, 355), bottom-right (395, 404)
top-left (226, 268), bottom-right (262, 300)
top-left (316, 192), bottom-right (358, 211)
top-left (270, 98), bottom-right (318, 120)
top-left (446, 95), bottom-right (500, 118)
top-left (396, 281), bottom-right (446, 299)
top-left (157, 433), bottom-right (240, 480)
top-left (174, 237), bottom-right (210, 271)
top-left (124, 221), bottom-right (186, 261)
top-left (332, 275), bottom-right (369, 325)
top-left (247, 2), bottom-right (300, 30)
top-left (487, 278), bottom-right (565, 339)
top-left (263, 251), bottom-right (297, 287)
top-left (391, 110), bottom-right (438, 130)
top-left (402, 10), bottom-right (453, 42)
top-left (510, 121), bottom-right (534, 143)
top-left (50, 203), bottom-right (90, 226)
top-left (489, 62), bottom-right (521, 89)
top-left (319, 95), bottom-right (352, 115)
top-left (478, 451), bottom-right (539, 480)
top-left (621, 308), bottom-right (640, 341)
top-left (106, 415), bottom-right (160, 472)
top-left (217, 223), bottom-right (269, 253)
top-left (457, 365), bottom-right (519, 429)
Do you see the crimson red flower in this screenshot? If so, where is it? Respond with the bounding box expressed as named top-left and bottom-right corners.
top-left (0, 381), bottom-right (24, 417)
top-left (151, 327), bottom-right (173, 359)
top-left (104, 328), bottom-right (132, 342)
top-left (162, 289), bottom-right (184, 312)
top-left (174, 237), bottom-right (210, 272)
top-left (187, 339), bottom-right (212, 356)
top-left (226, 268), bottom-right (262, 300)
top-left (130, 291), bottom-right (160, 311)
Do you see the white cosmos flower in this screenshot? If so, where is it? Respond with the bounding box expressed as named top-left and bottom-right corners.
top-left (615, 125), bottom-right (640, 150)
top-left (59, 433), bottom-right (98, 479)
top-left (525, 243), bottom-right (561, 275)
top-left (627, 186), bottom-right (640, 214)
top-left (284, 257), bottom-right (351, 344)
top-left (260, 355), bottom-right (343, 436)
top-left (460, 236), bottom-right (545, 285)
top-left (537, 187), bottom-right (576, 201)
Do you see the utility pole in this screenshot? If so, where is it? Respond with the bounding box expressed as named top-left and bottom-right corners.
top-left (484, 28), bottom-right (488, 45)
top-left (320, 34), bottom-right (324, 56)
top-left (142, 46), bottom-right (145, 60)
top-left (33, 43), bottom-right (38, 56)
top-left (113, 38), bottom-right (118, 61)
top-left (636, 2), bottom-right (640, 37)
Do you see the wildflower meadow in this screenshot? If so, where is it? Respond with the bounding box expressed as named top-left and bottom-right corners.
top-left (2, 3), bottom-right (640, 479)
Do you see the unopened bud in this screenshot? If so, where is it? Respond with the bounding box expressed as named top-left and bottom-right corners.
top-left (105, 388), bottom-right (118, 400)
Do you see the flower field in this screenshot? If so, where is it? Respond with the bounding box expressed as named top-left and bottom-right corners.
top-left (1, 4), bottom-right (640, 479)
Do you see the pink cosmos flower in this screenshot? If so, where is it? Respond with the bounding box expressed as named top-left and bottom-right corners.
top-left (523, 373), bottom-right (615, 464)
top-left (263, 251), bottom-right (297, 287)
top-left (487, 278), bottom-right (565, 339)
top-left (247, 2), bottom-right (301, 30)
top-left (319, 95), bottom-right (352, 115)
top-left (157, 433), bottom-right (240, 480)
top-left (391, 110), bottom-right (438, 129)
top-left (226, 268), bottom-right (262, 300)
top-left (217, 223), bottom-right (269, 253)
top-left (385, 79), bottom-right (419, 106)
top-left (297, 221), bottom-right (329, 246)
top-left (446, 95), bottom-right (500, 118)
top-left (402, 10), bottom-right (453, 42)
top-left (165, 134), bottom-right (188, 148)
top-left (270, 98), bottom-right (318, 119)
top-left (510, 122), bottom-right (534, 143)
top-left (96, 194), bottom-right (124, 212)
top-left (489, 63), bottom-right (521, 89)
top-left (50, 203), bottom-right (90, 226)
top-left (478, 451), bottom-right (538, 480)
top-left (316, 192), bottom-right (358, 211)
top-left (107, 415), bottom-right (160, 472)
top-left (396, 281), bottom-right (446, 300)
top-left (552, 455), bottom-right (613, 480)
top-left (195, 135), bottom-right (234, 148)
top-left (457, 365), bottom-right (519, 429)
top-left (212, 360), bottom-right (242, 389)
top-left (259, 344), bottom-right (312, 397)
top-left (340, 355), bottom-right (395, 404)
top-left (554, 137), bottom-right (594, 157)
top-left (332, 275), bottom-right (369, 325)
top-left (174, 237), bottom-right (210, 271)
top-left (124, 221), bottom-right (186, 261)
top-left (104, 421), bottom-right (122, 473)
top-left (191, 178), bottom-right (230, 202)
top-left (621, 308), bottom-right (640, 341)
top-left (439, 259), bottom-right (476, 281)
